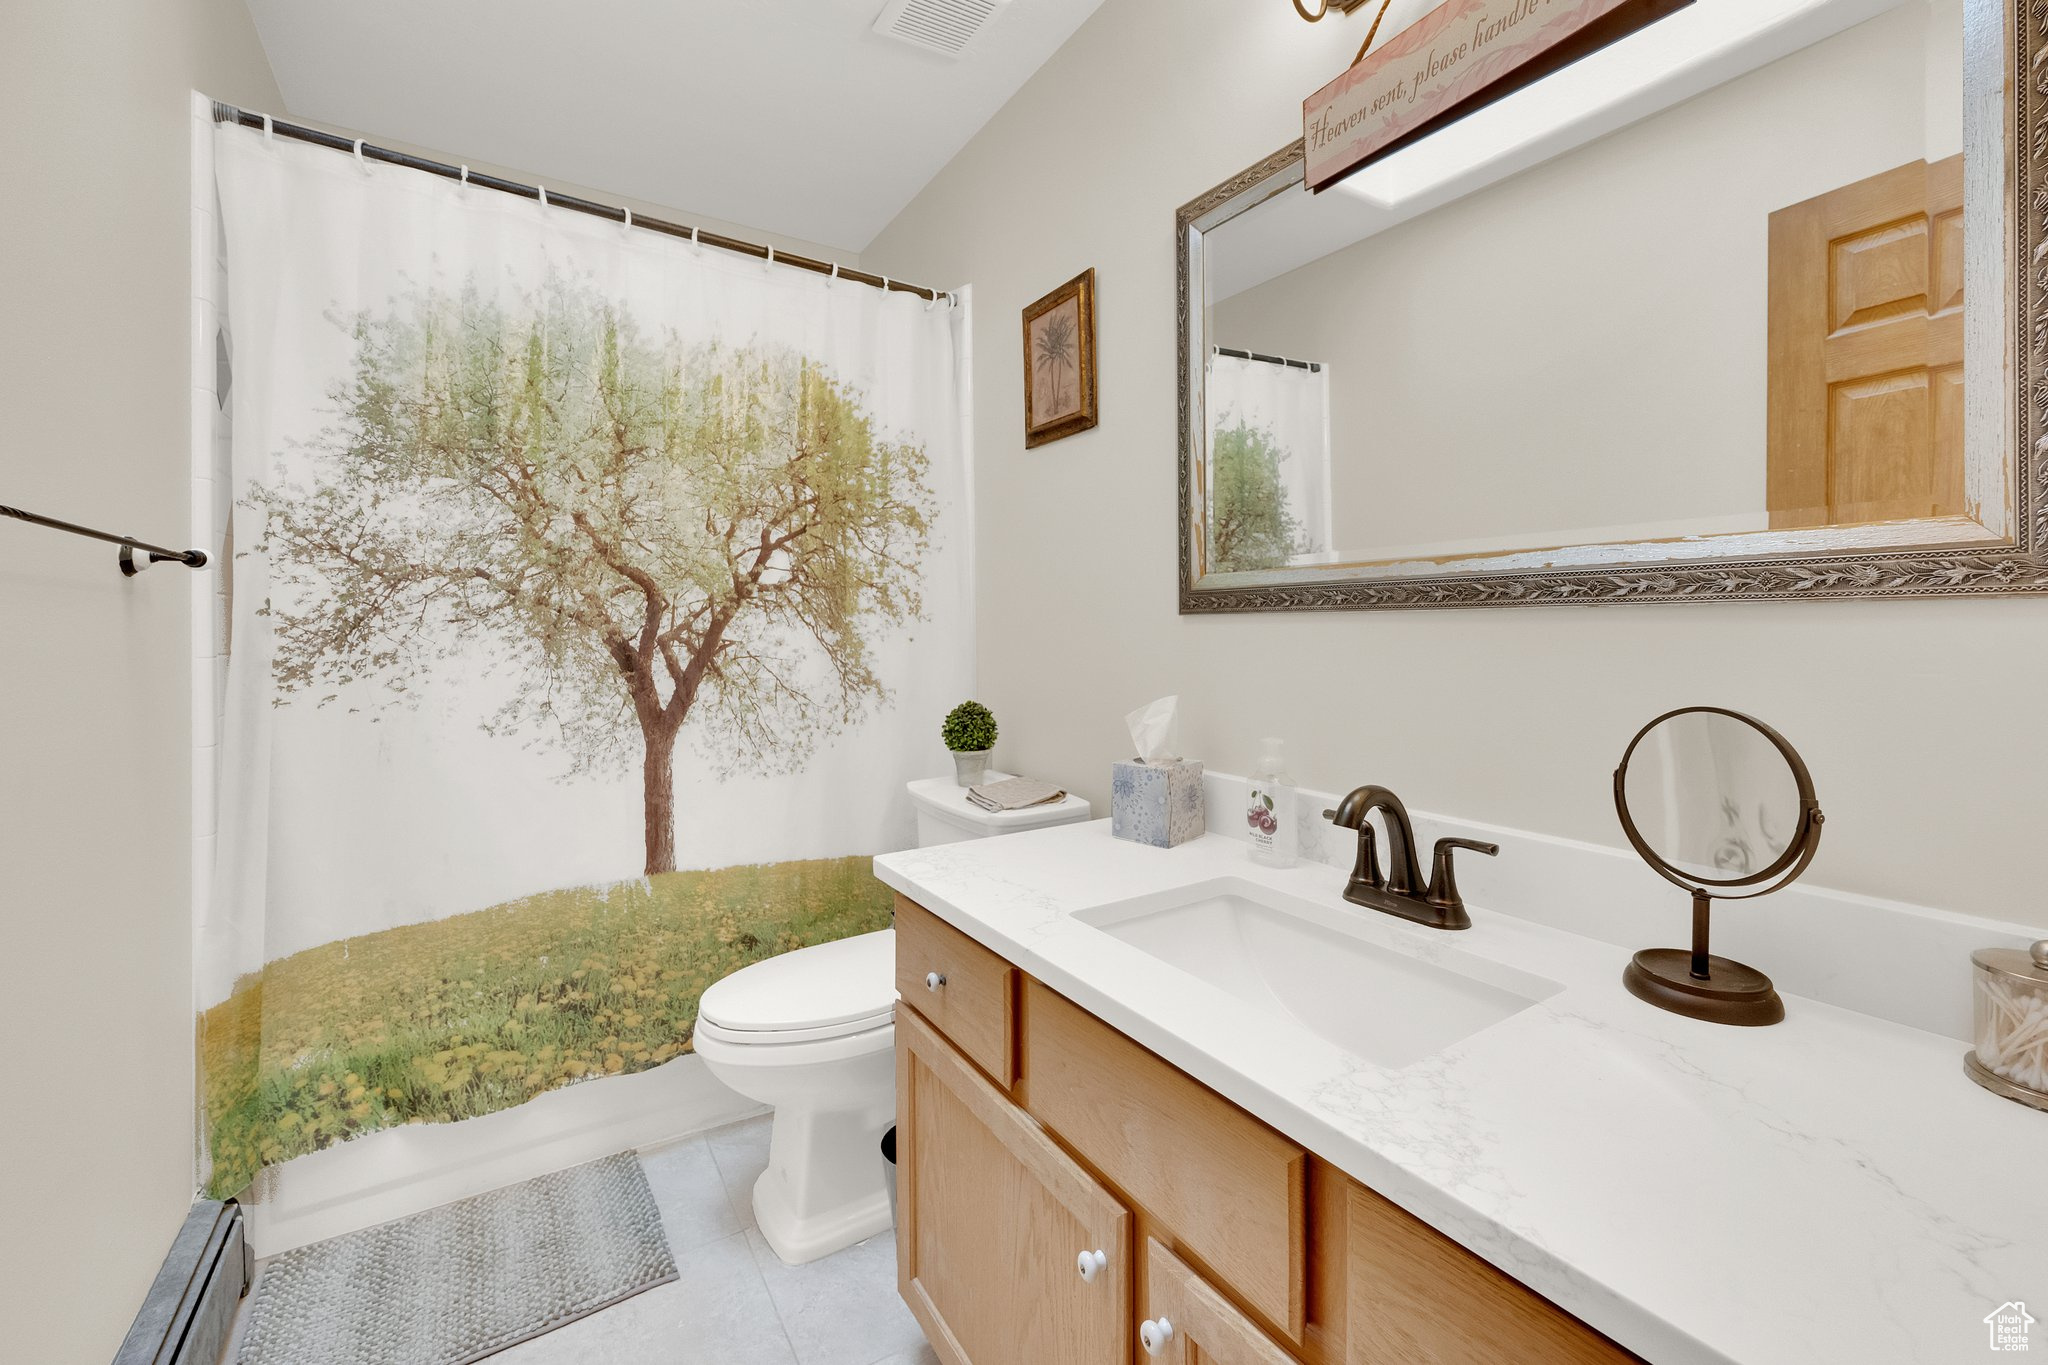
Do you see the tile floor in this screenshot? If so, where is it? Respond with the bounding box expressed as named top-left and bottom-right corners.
top-left (226, 1114), bottom-right (937, 1365)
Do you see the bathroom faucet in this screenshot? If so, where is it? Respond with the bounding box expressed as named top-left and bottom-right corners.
top-left (1323, 785), bottom-right (1497, 930)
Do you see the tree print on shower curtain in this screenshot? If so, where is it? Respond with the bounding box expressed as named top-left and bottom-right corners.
top-left (199, 265), bottom-right (944, 1198)
top-left (252, 271), bottom-right (934, 875)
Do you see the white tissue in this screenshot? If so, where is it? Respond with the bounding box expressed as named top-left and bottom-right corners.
top-left (1125, 695), bottom-right (1181, 765)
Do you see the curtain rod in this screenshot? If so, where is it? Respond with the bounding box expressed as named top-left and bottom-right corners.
top-left (211, 103), bottom-right (953, 306)
top-left (1213, 345), bottom-right (1322, 374)
top-left (1, 503), bottom-right (208, 576)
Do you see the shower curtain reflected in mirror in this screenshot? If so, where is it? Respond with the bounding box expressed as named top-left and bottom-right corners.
top-left (197, 128), bottom-right (971, 1201)
top-left (1205, 351), bottom-right (1332, 573)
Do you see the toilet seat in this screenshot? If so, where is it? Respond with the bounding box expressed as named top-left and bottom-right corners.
top-left (697, 928), bottom-right (896, 1045)
top-left (694, 1009), bottom-right (894, 1049)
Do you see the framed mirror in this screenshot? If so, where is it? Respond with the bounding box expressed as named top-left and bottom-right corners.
top-left (1177, 0), bottom-right (2044, 610)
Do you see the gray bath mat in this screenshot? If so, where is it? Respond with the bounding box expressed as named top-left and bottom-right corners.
top-left (236, 1152), bottom-right (677, 1365)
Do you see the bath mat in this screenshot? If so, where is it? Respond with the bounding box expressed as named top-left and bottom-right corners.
top-left (236, 1152), bottom-right (677, 1365)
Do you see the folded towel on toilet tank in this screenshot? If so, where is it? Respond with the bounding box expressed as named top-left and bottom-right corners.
top-left (965, 777), bottom-right (1069, 812)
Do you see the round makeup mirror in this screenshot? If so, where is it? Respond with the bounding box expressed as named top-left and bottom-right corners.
top-left (1613, 707), bottom-right (1823, 1026)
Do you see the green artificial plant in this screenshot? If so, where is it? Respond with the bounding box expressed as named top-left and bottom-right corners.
top-left (941, 700), bottom-right (998, 753)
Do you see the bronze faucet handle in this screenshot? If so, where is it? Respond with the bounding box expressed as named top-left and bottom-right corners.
top-left (1426, 837), bottom-right (1499, 916)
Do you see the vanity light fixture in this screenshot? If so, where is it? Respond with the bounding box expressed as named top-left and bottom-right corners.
top-left (1293, 0), bottom-right (1400, 65)
top-left (1333, 0), bottom-right (1856, 211)
top-left (1290, 0), bottom-right (1372, 17)
top-left (1335, 0), bottom-right (1851, 210)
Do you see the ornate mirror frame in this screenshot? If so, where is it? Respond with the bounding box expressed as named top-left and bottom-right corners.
top-left (1177, 2), bottom-right (2039, 611)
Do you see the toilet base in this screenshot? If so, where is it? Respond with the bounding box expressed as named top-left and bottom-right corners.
top-left (752, 1166), bottom-right (893, 1265)
top-left (697, 1027), bottom-right (897, 1267)
top-left (749, 1088), bottom-right (896, 1265)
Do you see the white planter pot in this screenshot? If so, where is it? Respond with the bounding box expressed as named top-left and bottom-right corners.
top-left (951, 749), bottom-right (991, 787)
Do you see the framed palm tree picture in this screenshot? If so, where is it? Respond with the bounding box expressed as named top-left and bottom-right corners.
top-left (1021, 268), bottom-right (1098, 448)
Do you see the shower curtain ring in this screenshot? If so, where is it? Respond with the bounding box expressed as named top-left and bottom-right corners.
top-left (766, 246), bottom-right (776, 267)
top-left (458, 165), bottom-right (469, 191)
top-left (261, 114), bottom-right (273, 144)
top-left (924, 290), bottom-right (936, 311)
top-left (621, 207), bottom-right (632, 233)
top-left (829, 262), bottom-right (840, 288)
top-left (537, 185), bottom-right (548, 209)
top-left (690, 226), bottom-right (701, 254)
top-left (353, 138), bottom-right (368, 174)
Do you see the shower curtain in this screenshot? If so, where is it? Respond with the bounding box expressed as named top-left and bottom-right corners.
top-left (1207, 352), bottom-right (1333, 560)
top-left (197, 127), bottom-right (971, 1200)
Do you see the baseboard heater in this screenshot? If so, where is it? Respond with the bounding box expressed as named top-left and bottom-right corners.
top-left (112, 1200), bottom-right (250, 1365)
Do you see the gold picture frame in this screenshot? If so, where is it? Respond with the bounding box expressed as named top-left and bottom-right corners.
top-left (1022, 269), bottom-right (1098, 448)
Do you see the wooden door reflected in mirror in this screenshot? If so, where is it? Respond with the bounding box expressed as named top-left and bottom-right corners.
top-left (1767, 155), bottom-right (1965, 529)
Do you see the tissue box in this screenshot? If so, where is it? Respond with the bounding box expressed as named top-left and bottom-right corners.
top-left (1110, 759), bottom-right (1205, 848)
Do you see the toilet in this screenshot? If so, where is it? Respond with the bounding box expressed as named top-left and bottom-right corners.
top-left (694, 773), bottom-right (1091, 1264)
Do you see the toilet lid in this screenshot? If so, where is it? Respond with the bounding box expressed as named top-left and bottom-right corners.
top-left (697, 928), bottom-right (896, 1039)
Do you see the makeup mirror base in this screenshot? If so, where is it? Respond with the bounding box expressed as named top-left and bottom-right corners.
top-left (1623, 948), bottom-right (1785, 1027)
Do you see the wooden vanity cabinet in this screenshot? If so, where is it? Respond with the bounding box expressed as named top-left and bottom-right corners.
top-left (896, 1005), bottom-right (1130, 1365)
top-left (892, 896), bottom-right (1642, 1365)
top-left (1142, 1239), bottom-right (1305, 1365)
top-left (894, 892), bottom-right (1017, 1086)
top-left (1018, 979), bottom-right (1309, 1343)
top-left (1339, 1183), bottom-right (1637, 1365)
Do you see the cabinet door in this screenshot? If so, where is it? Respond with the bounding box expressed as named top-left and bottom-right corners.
top-left (1021, 981), bottom-right (1308, 1342)
top-left (1346, 1183), bottom-right (1640, 1364)
top-left (1138, 1239), bottom-right (1304, 1365)
top-left (897, 1004), bottom-right (1130, 1365)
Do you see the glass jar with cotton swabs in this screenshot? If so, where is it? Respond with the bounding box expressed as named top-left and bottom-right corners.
top-left (1966, 941), bottom-right (2048, 1112)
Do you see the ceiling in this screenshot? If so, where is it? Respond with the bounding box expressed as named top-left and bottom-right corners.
top-left (241, 0), bottom-right (1106, 252)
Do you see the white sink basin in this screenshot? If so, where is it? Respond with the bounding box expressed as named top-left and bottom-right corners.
top-left (1075, 879), bottom-right (1562, 1069)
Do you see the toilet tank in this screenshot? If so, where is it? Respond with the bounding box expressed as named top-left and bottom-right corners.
top-left (908, 774), bottom-right (1093, 847)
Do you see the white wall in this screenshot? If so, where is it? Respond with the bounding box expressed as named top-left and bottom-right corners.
top-left (864, 0), bottom-right (2048, 932)
top-left (0, 5), bottom-right (279, 1363)
top-left (1212, 2), bottom-right (1959, 555)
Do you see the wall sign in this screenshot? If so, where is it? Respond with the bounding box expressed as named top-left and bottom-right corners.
top-left (1303, 0), bottom-right (1691, 193)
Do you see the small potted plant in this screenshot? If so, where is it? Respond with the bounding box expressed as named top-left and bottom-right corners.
top-left (941, 700), bottom-right (998, 787)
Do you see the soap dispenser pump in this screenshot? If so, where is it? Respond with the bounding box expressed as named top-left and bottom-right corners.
top-left (1247, 738), bottom-right (1298, 868)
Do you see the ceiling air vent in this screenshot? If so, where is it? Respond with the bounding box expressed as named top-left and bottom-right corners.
top-left (872, 0), bottom-right (1011, 58)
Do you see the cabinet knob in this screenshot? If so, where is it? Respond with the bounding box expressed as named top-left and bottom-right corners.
top-left (1076, 1248), bottom-right (1107, 1283)
top-left (925, 971), bottom-right (947, 992)
top-left (1139, 1317), bottom-right (1174, 1356)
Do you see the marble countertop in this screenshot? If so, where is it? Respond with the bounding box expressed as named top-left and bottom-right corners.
top-left (874, 821), bottom-right (2046, 1365)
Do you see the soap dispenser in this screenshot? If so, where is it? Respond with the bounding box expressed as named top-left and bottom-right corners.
top-left (1246, 738), bottom-right (1298, 868)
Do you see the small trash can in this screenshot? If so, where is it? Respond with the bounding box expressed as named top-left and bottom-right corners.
top-left (880, 1125), bottom-right (898, 1226)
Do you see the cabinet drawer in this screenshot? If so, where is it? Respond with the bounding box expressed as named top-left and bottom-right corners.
top-left (897, 1005), bottom-right (1130, 1365)
top-left (1345, 1182), bottom-right (1641, 1364)
top-left (1021, 980), bottom-right (1309, 1342)
top-left (895, 895), bottom-right (1017, 1086)
top-left (1141, 1239), bottom-right (1304, 1365)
